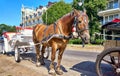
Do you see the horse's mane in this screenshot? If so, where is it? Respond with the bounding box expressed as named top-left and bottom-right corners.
top-left (46, 10), bottom-right (80, 26)
top-left (55, 11), bottom-right (74, 23)
top-left (60, 13), bottom-right (71, 20)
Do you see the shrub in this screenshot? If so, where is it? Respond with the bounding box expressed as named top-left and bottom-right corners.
top-left (69, 39), bottom-right (82, 44)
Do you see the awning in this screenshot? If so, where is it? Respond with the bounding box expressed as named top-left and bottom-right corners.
top-left (102, 18), bottom-right (120, 30)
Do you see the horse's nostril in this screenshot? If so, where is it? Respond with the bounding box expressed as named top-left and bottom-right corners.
top-left (85, 37), bottom-right (87, 40)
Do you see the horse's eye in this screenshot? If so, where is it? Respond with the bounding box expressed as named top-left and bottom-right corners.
top-left (78, 21), bottom-right (81, 23)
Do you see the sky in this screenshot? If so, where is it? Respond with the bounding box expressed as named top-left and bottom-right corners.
top-left (0, 0), bottom-right (73, 26)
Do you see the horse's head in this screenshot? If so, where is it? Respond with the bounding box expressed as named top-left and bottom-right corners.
top-left (72, 9), bottom-right (90, 44)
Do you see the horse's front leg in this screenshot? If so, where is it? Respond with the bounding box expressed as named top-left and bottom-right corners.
top-left (56, 45), bottom-right (66, 75)
top-left (49, 44), bottom-right (57, 75)
top-left (35, 45), bottom-right (41, 67)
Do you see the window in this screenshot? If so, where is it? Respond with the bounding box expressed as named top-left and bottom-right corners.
top-left (29, 15), bottom-right (32, 18)
top-left (38, 12), bottom-right (42, 16)
top-left (26, 16), bottom-right (28, 20)
top-left (114, 0), bottom-right (119, 8)
top-left (28, 21), bottom-right (32, 26)
top-left (114, 14), bottom-right (119, 18)
top-left (34, 13), bottom-right (37, 17)
top-left (22, 12), bottom-right (25, 16)
top-left (38, 18), bottom-right (42, 23)
top-left (22, 17), bottom-right (25, 21)
top-left (105, 16), bottom-right (108, 24)
top-left (33, 20), bottom-right (35, 23)
top-left (109, 15), bottom-right (113, 21)
top-left (25, 22), bottom-right (28, 26)
top-left (108, 1), bottom-right (113, 9)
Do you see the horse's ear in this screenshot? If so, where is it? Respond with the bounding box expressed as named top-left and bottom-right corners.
top-left (71, 9), bottom-right (78, 16)
top-left (83, 9), bottom-right (86, 14)
top-left (71, 11), bottom-right (74, 16)
top-left (73, 9), bottom-right (79, 14)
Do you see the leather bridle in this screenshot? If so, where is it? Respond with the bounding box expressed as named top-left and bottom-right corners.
top-left (72, 15), bottom-right (89, 47)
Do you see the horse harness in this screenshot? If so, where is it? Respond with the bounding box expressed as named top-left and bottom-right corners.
top-left (42, 23), bottom-right (70, 43)
top-left (42, 14), bottom-right (89, 44)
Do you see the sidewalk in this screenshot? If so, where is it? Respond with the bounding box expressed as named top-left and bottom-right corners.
top-left (66, 44), bottom-right (104, 53)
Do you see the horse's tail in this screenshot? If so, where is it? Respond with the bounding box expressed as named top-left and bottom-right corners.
top-left (32, 25), bottom-right (38, 43)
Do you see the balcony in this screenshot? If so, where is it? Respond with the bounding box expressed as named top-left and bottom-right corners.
top-left (98, 8), bottom-right (120, 16)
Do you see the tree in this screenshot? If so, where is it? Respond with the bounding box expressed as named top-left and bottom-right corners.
top-left (72, 0), bottom-right (108, 36)
top-left (0, 24), bottom-right (16, 35)
top-left (42, 0), bottom-right (72, 25)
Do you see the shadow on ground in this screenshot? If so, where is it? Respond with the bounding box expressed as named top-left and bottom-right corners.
top-left (70, 61), bottom-right (97, 76)
top-left (3, 51), bottom-right (68, 73)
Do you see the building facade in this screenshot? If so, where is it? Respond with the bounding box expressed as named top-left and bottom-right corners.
top-left (21, 2), bottom-right (54, 27)
top-left (98, 0), bottom-right (120, 25)
top-left (98, 0), bottom-right (120, 40)
top-left (21, 5), bottom-right (47, 27)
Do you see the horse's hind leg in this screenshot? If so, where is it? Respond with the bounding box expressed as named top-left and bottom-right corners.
top-left (40, 45), bottom-right (45, 65)
top-left (35, 44), bottom-right (41, 67)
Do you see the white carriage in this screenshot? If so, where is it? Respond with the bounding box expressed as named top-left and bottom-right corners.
top-left (2, 27), bottom-right (34, 62)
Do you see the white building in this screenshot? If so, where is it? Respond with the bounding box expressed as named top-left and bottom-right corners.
top-left (98, 0), bottom-right (120, 25)
top-left (21, 5), bottom-right (47, 27)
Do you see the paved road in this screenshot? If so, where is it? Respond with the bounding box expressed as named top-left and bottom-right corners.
top-left (0, 44), bottom-right (100, 76)
top-left (61, 50), bottom-right (99, 76)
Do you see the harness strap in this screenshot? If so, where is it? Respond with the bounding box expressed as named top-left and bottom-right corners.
top-left (54, 22), bottom-right (62, 34)
top-left (43, 26), bottom-right (48, 40)
top-left (54, 22), bottom-right (56, 34)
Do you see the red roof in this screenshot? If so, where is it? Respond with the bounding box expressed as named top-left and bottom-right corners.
top-left (16, 26), bottom-right (33, 30)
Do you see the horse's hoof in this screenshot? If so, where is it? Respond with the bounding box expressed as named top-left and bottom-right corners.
top-left (40, 60), bottom-right (45, 65)
top-left (41, 62), bottom-right (45, 65)
top-left (56, 70), bottom-right (63, 75)
top-left (36, 62), bottom-right (41, 67)
top-left (49, 69), bottom-right (56, 76)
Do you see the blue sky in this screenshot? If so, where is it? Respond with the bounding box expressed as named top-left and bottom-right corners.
top-left (0, 0), bottom-right (73, 26)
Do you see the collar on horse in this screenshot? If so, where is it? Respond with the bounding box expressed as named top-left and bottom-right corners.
top-left (42, 22), bottom-right (71, 43)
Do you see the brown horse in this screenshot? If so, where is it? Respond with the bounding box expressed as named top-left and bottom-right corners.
top-left (33, 9), bottom-right (90, 75)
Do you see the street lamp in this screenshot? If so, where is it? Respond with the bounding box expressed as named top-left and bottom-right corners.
top-left (46, 10), bottom-right (47, 24)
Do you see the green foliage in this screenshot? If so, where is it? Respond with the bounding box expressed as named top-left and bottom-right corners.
top-left (69, 39), bottom-right (82, 44)
top-left (92, 39), bottom-right (104, 44)
top-left (42, 1), bottom-right (72, 25)
top-left (0, 24), bottom-right (16, 35)
top-left (72, 0), bottom-right (108, 36)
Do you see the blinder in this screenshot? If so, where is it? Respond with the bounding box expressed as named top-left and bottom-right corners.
top-left (72, 16), bottom-right (89, 35)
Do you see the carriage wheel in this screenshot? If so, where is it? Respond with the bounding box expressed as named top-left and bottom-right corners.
top-left (2, 49), bottom-right (6, 54)
top-left (14, 46), bottom-right (20, 62)
top-left (96, 47), bottom-right (120, 76)
top-left (2, 45), bottom-right (6, 54)
top-left (44, 47), bottom-right (50, 59)
top-left (2, 38), bottom-right (7, 54)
